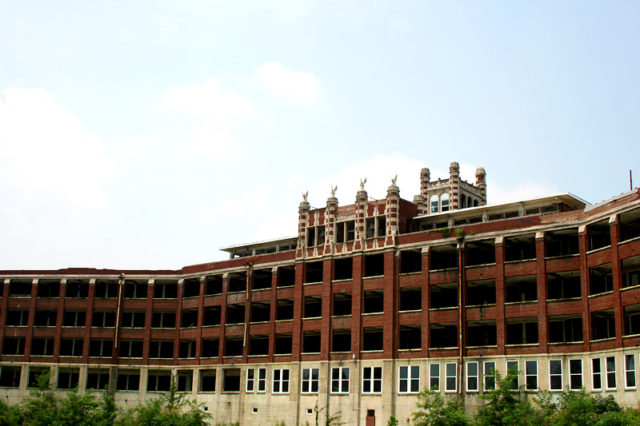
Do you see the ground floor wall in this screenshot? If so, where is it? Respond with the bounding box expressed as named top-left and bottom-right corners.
top-left (1, 347), bottom-right (639, 425)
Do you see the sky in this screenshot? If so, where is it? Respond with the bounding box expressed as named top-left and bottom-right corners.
top-left (1, 1), bottom-right (639, 270)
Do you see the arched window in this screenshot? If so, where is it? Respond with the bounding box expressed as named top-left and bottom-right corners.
top-left (430, 195), bottom-right (439, 213)
top-left (441, 193), bottom-right (450, 212)
top-left (473, 199), bottom-right (479, 207)
top-left (461, 195), bottom-right (466, 208)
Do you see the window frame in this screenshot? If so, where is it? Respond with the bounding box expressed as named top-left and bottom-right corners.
top-left (272, 368), bottom-right (289, 394)
top-left (506, 360), bottom-right (519, 390)
top-left (466, 361), bottom-right (479, 392)
top-left (606, 356), bottom-right (616, 390)
top-left (445, 362), bottom-right (457, 393)
top-left (625, 354), bottom-right (636, 389)
top-left (569, 359), bottom-right (583, 391)
top-left (549, 359), bottom-right (563, 391)
top-left (483, 361), bottom-right (496, 391)
top-left (301, 367), bottom-right (320, 394)
top-left (362, 366), bottom-right (382, 394)
top-left (525, 360), bottom-right (538, 391)
top-left (592, 358), bottom-right (602, 391)
top-left (398, 365), bottom-right (420, 394)
top-left (330, 367), bottom-right (349, 394)
top-left (246, 368), bottom-right (255, 392)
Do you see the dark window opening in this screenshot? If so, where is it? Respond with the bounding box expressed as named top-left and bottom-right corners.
top-left (251, 302), bottom-right (270, 322)
top-left (466, 240), bottom-right (495, 266)
top-left (622, 256), bottom-right (640, 288)
top-left (400, 250), bottom-right (422, 273)
top-left (60, 339), bottom-right (83, 356)
top-left (87, 370), bottom-right (109, 390)
top-left (505, 235), bottom-right (536, 261)
top-left (120, 340), bottom-right (143, 357)
top-left (333, 293), bottom-right (352, 316)
top-left (277, 265), bottom-right (296, 287)
top-left (467, 322), bottom-right (497, 346)
top-left (276, 299), bottom-right (294, 320)
top-left (363, 290), bottom-right (384, 314)
top-left (154, 281), bottom-right (178, 298)
top-left (303, 331), bottom-right (321, 353)
top-left (249, 335), bottom-right (269, 355)
top-left (181, 309), bottom-right (198, 328)
top-left (28, 368), bottom-right (49, 388)
top-left (549, 317), bottom-right (583, 343)
top-left (366, 217), bottom-right (376, 239)
top-left (203, 306), bottom-right (221, 326)
top-left (151, 311), bottom-right (176, 328)
top-left (9, 280), bottom-right (31, 297)
top-left (545, 229), bottom-right (579, 257)
top-left (116, 370), bottom-right (140, 391)
top-left (588, 220), bottom-right (611, 250)
top-left (66, 280), bottom-right (89, 298)
top-left (621, 209), bottom-right (640, 242)
top-left (205, 275), bottom-right (223, 295)
top-left (6, 309), bottom-right (29, 326)
top-left (304, 296), bottom-right (322, 318)
top-left (179, 340), bottom-right (196, 358)
top-left (332, 329), bottom-right (351, 352)
top-left (93, 311), bottom-right (116, 327)
top-left (63, 311), bottom-right (86, 327)
top-left (183, 278), bottom-right (200, 298)
top-left (399, 287), bottom-right (421, 311)
top-left (228, 272), bottom-right (246, 293)
top-left (275, 334), bottom-right (292, 354)
top-left (363, 327), bottom-right (383, 351)
top-left (223, 369), bottom-right (241, 392)
top-left (590, 264), bottom-right (613, 295)
top-left (336, 220), bottom-right (356, 243)
top-left (624, 304), bottom-right (640, 336)
top-left (0, 366), bottom-right (21, 387)
top-left (547, 272), bottom-right (581, 300)
top-left (506, 320), bottom-right (538, 345)
top-left (37, 280), bottom-right (60, 298)
top-left (124, 280), bottom-right (147, 299)
top-left (89, 339), bottom-right (113, 357)
top-left (3, 337), bottom-right (25, 355)
top-left (364, 253), bottom-right (385, 277)
top-left (253, 269), bottom-right (272, 290)
top-left (95, 280), bottom-right (118, 298)
top-left (399, 326), bottom-right (421, 350)
top-left (226, 304), bottom-right (245, 324)
top-left (592, 310), bottom-right (616, 340)
top-left (430, 284), bottom-right (457, 309)
top-left (31, 338), bottom-right (54, 356)
top-left (57, 369), bottom-right (80, 389)
top-left (201, 339), bottom-right (219, 358)
top-left (466, 280), bottom-right (496, 306)
top-left (430, 324), bottom-right (458, 348)
top-left (122, 311), bottom-right (145, 328)
top-left (430, 246), bottom-right (457, 270)
top-left (177, 370), bottom-right (193, 392)
top-left (200, 370), bottom-right (216, 392)
top-left (305, 261), bottom-right (323, 283)
top-left (505, 276), bottom-right (537, 303)
top-left (334, 257), bottom-right (353, 280)
top-left (147, 371), bottom-right (171, 392)
top-left (149, 340), bottom-right (174, 358)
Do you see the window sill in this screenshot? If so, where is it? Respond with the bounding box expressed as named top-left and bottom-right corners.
top-left (623, 333), bottom-right (640, 339)
top-left (399, 271), bottom-right (422, 276)
top-left (590, 337), bottom-right (616, 343)
top-left (362, 312), bottom-right (383, 316)
top-left (361, 350), bottom-right (383, 353)
top-left (505, 343), bottom-right (539, 348)
top-left (429, 346), bottom-right (458, 350)
top-left (619, 235), bottom-right (640, 245)
top-left (398, 309), bottom-right (422, 313)
top-left (429, 307), bottom-right (458, 311)
top-left (621, 284), bottom-right (640, 291)
top-left (546, 297), bottom-right (581, 302)
top-left (466, 304), bottom-right (497, 308)
top-left (398, 348), bottom-right (422, 352)
top-left (303, 281), bottom-right (323, 286)
top-left (428, 267), bottom-right (457, 273)
top-left (544, 254), bottom-right (579, 260)
top-left (504, 259), bottom-right (536, 264)
top-left (332, 278), bottom-right (353, 283)
top-left (363, 275), bottom-right (384, 280)
top-left (504, 300), bottom-right (537, 305)
top-left (548, 341), bottom-right (583, 345)
top-left (465, 263), bottom-right (496, 269)
top-left (587, 245), bottom-right (611, 254)
top-left (588, 291), bottom-right (613, 299)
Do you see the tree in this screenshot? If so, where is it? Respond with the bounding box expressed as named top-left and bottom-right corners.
top-left (475, 369), bottom-right (541, 426)
top-left (412, 389), bottom-right (470, 426)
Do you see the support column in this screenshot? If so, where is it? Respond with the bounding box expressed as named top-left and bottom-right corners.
top-left (495, 237), bottom-right (506, 354)
top-left (449, 162), bottom-right (460, 210)
top-left (0, 279), bottom-right (10, 355)
top-left (53, 279), bottom-right (66, 363)
top-left (578, 226), bottom-right (591, 352)
top-left (354, 181), bottom-right (368, 251)
top-left (385, 180), bottom-right (400, 246)
top-left (609, 215), bottom-right (625, 346)
top-left (535, 232), bottom-right (548, 352)
top-left (421, 247), bottom-right (430, 355)
top-left (296, 194), bottom-right (310, 258)
top-left (324, 192), bottom-right (338, 255)
top-left (23, 279), bottom-right (38, 361)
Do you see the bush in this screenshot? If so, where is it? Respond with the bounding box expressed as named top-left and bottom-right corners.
top-left (412, 389), bottom-right (471, 426)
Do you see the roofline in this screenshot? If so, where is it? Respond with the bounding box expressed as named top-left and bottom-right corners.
top-left (219, 236), bottom-right (298, 253)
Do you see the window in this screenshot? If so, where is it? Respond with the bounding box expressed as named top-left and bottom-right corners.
top-left (57, 369), bottom-right (80, 389)
top-left (606, 356), bottom-right (616, 389)
top-left (152, 312), bottom-right (176, 328)
top-left (117, 370), bottom-right (140, 391)
top-left (362, 366), bottom-right (382, 394)
top-left (60, 339), bottom-right (83, 356)
top-left (506, 360), bottom-right (519, 390)
top-left (179, 340), bottom-right (196, 358)
top-left (149, 341), bottom-right (174, 358)
top-left (441, 193), bottom-right (450, 212)
top-left (625, 354), bottom-right (636, 389)
top-left (569, 359), bottom-right (583, 390)
top-left (177, 370), bottom-right (193, 392)
top-left (430, 195), bottom-right (439, 213)
top-left (549, 317), bottom-right (582, 343)
top-left (122, 311), bottom-right (145, 328)
top-left (2, 338), bottom-right (25, 355)
top-left (34, 310), bottom-right (57, 327)
top-left (87, 370), bottom-right (109, 390)
top-left (525, 360), bottom-right (538, 390)
top-left (592, 358), bottom-right (602, 390)
top-left (124, 280), bottom-right (147, 299)
top-left (120, 340), bottom-right (143, 358)
top-left (331, 367), bottom-right (349, 394)
top-left (200, 370), bottom-right (216, 392)
top-left (257, 368), bottom-right (266, 392)
top-left (429, 364), bottom-right (440, 391)
top-left (445, 363), bottom-right (457, 392)
top-left (154, 281), bottom-right (178, 298)
top-left (0, 366), bottom-right (21, 388)
top-left (336, 221), bottom-right (355, 243)
top-left (223, 369), bottom-right (241, 392)
top-left (6, 310), bottom-right (29, 326)
top-left (272, 369), bottom-right (289, 394)
top-left (92, 311), bottom-right (115, 328)
top-left (365, 216), bottom-right (386, 238)
top-left (147, 371), bottom-right (171, 392)
top-left (245, 368), bottom-right (263, 392)
top-left (66, 280), bottom-right (89, 298)
top-left (28, 368), bottom-right (49, 388)
top-left (37, 280), bottom-right (59, 298)
top-left (89, 339), bottom-right (112, 357)
top-left (63, 311), bottom-right (86, 327)
top-left (31, 338), bottom-right (54, 356)
top-left (484, 361), bottom-right (496, 391)
top-left (306, 225), bottom-right (325, 247)
top-left (95, 280), bottom-right (118, 298)
top-left (399, 366), bottom-right (420, 394)
top-left (466, 362), bottom-right (479, 392)
top-left (301, 368), bottom-right (319, 393)
top-left (549, 360), bottom-right (563, 391)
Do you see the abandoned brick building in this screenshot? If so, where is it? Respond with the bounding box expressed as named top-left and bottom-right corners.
top-left (1, 162), bottom-right (640, 425)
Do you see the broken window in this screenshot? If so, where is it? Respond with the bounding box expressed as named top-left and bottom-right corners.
top-left (588, 219), bottom-right (611, 250)
top-left (622, 255), bottom-right (640, 288)
top-left (277, 265), bottom-right (296, 287)
top-left (430, 245), bottom-right (457, 270)
top-left (151, 311), bottom-right (175, 328)
top-left (332, 329), bottom-right (351, 352)
top-left (250, 302), bottom-right (270, 322)
top-left (590, 264), bottom-right (613, 295)
top-left (9, 280), bottom-right (31, 297)
top-left (505, 275), bottom-right (537, 303)
top-left (66, 280), bottom-right (89, 298)
top-left (2, 338), bottom-right (25, 355)
top-left (89, 339), bottom-right (112, 357)
top-left (467, 321), bottom-right (497, 346)
top-left (624, 304), bottom-right (640, 336)
top-left (93, 311), bottom-right (116, 327)
top-left (620, 209), bottom-right (640, 242)
top-left (466, 240), bottom-right (495, 266)
top-left (307, 226), bottom-right (325, 247)
top-left (154, 280), bottom-right (178, 298)
top-left (304, 296), bottom-right (322, 318)
top-left (148, 370), bottom-right (171, 392)
top-left (303, 331), bottom-right (321, 353)
top-left (305, 261), bottom-right (323, 283)
top-left (505, 235), bottom-right (536, 261)
top-left (226, 304), bottom-right (245, 324)
top-left (399, 287), bottom-right (421, 311)
top-left (63, 310), bottom-right (86, 327)
top-left (430, 324), bottom-right (458, 348)
top-left (399, 326), bottom-right (421, 350)
top-left (200, 370), bottom-right (216, 392)
top-left (203, 306), bottom-right (221, 326)
top-left (336, 220), bottom-right (356, 243)
top-left (545, 228), bottom-right (579, 257)
top-left (87, 369), bottom-right (109, 390)
top-left (364, 253), bottom-right (385, 277)
top-left (149, 340), bottom-right (174, 358)
top-left (179, 340), bottom-right (196, 358)
top-left (120, 340), bottom-right (143, 357)
top-left (276, 299), bottom-right (294, 320)
top-left (249, 335), bottom-right (269, 355)
top-left (466, 280), bottom-right (496, 306)
top-left (400, 250), bottom-right (422, 273)
top-left (0, 366), bottom-right (21, 388)
top-left (228, 272), bottom-right (246, 293)
top-left (28, 367), bottom-right (49, 388)
top-left (95, 280), bottom-right (118, 298)
top-left (205, 275), bottom-right (223, 295)
top-left (224, 337), bottom-right (243, 357)
top-left (506, 319), bottom-right (538, 345)
top-left (201, 339), bottom-right (219, 358)
top-left (430, 283), bottom-right (457, 309)
top-left (275, 333), bottom-right (292, 354)
top-left (57, 369), bottom-right (80, 389)
top-left (334, 257), bottom-right (353, 280)
top-left (363, 327), bottom-right (383, 351)
top-left (547, 271), bottom-right (581, 300)
top-left (592, 310), bottom-right (616, 340)
top-left (177, 370), bottom-right (193, 392)
top-left (363, 290), bottom-right (384, 314)
top-left (60, 339), bottom-right (83, 356)
top-left (333, 293), bottom-right (352, 316)
top-left (122, 311), bottom-right (145, 328)
top-left (548, 316), bottom-right (583, 343)
top-left (181, 309), bottom-right (198, 328)
top-left (253, 269), bottom-right (272, 290)
top-left (116, 370), bottom-right (140, 391)
top-left (124, 280), bottom-right (147, 299)
top-left (6, 309), bottom-right (29, 326)
top-left (37, 280), bottom-right (60, 298)
top-left (183, 278), bottom-right (200, 298)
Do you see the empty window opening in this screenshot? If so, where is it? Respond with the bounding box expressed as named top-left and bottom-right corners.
top-left (334, 257), bottom-right (353, 280)
top-left (203, 306), bottom-right (221, 326)
top-left (276, 299), bottom-right (294, 320)
top-left (224, 337), bottom-right (243, 357)
top-left (37, 280), bottom-right (60, 298)
top-left (303, 331), bottom-right (321, 353)
top-left (466, 240), bottom-right (495, 266)
top-left (152, 311), bottom-right (176, 328)
top-left (31, 338), bottom-right (54, 356)
top-left (505, 275), bottom-right (537, 303)
top-left (624, 304), bottom-right (640, 336)
top-left (547, 271), bottom-right (581, 300)
top-left (253, 269), bottom-right (272, 290)
top-left (506, 319), bottom-right (538, 345)
top-left (304, 296), bottom-right (322, 318)
top-left (0, 366), bottom-right (21, 388)
top-left (9, 280), bottom-right (32, 297)
top-left (333, 292), bottom-right (352, 316)
top-left (336, 220), bottom-right (356, 243)
top-left (183, 278), bottom-right (200, 298)
top-left (2, 338), bottom-right (25, 355)
top-left (592, 310), bottom-right (616, 340)
top-left (66, 280), bottom-right (89, 298)
top-left (200, 370), bottom-right (216, 392)
top-left (228, 272), bottom-right (246, 293)
top-left (621, 209), bottom-right (640, 242)
top-left (399, 325), bottom-right (421, 350)
top-left (466, 280), bottom-right (496, 306)
top-left (364, 253), bottom-right (385, 277)
top-left (588, 220), bottom-right (611, 250)
top-left (226, 304), bottom-right (245, 324)
top-left (120, 340), bottom-right (143, 357)
top-left (179, 340), bottom-right (196, 358)
top-left (251, 302), bottom-right (270, 323)
top-left (181, 309), bottom-right (198, 328)
top-left (305, 261), bottom-right (323, 283)
top-left (149, 340), bottom-right (174, 358)
top-left (6, 309), bottom-right (29, 326)
top-left (366, 216), bottom-right (386, 239)
top-left (549, 316), bottom-right (583, 343)
top-left (249, 335), bottom-right (269, 356)
top-left (275, 333), bottom-right (292, 354)
top-left (205, 275), bottom-right (223, 295)
top-left (177, 370), bottom-right (193, 392)
top-left (505, 235), bottom-right (536, 261)
top-left (467, 321), bottom-right (497, 346)
top-left (124, 280), bottom-right (147, 299)
top-left (545, 229), bottom-right (579, 257)
top-left (154, 280), bottom-right (178, 298)
top-left (201, 339), bottom-right (219, 358)
top-left (28, 368), bottom-right (49, 388)
top-left (332, 329), bottom-right (351, 352)
top-left (307, 225), bottom-right (325, 247)
top-left (89, 339), bottom-right (113, 357)
top-left (116, 370), bottom-right (140, 391)
top-left (277, 265), bottom-right (296, 287)
top-left (622, 255), bottom-right (640, 288)
top-left (363, 327), bottom-right (383, 351)
top-left (147, 370), bottom-right (171, 392)
top-left (363, 290), bottom-right (384, 314)
top-left (590, 264), bottom-right (613, 295)
top-left (400, 250), bottom-right (422, 273)
top-left (63, 310), bottom-right (86, 327)
top-left (430, 283), bottom-right (457, 309)
top-left (399, 287), bottom-right (421, 311)
top-left (60, 339), bottom-right (83, 356)
top-left (430, 245), bottom-right (457, 270)
top-left (95, 279), bottom-right (118, 298)
top-left (57, 369), bottom-right (80, 389)
top-left (93, 310), bottom-right (116, 328)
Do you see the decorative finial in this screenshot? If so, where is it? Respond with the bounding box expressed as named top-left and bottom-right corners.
top-left (302, 191), bottom-right (308, 202)
top-left (331, 185), bottom-right (338, 197)
top-left (360, 177), bottom-right (367, 190)
top-left (391, 174), bottom-right (397, 185)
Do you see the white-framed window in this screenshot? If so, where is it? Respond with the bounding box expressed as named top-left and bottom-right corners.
top-left (569, 359), bottom-right (583, 390)
top-left (592, 358), bottom-right (602, 390)
top-left (331, 367), bottom-right (349, 394)
top-left (272, 368), bottom-right (289, 394)
top-left (429, 363), bottom-right (440, 391)
top-left (549, 359), bottom-right (563, 391)
top-left (625, 354), bottom-right (636, 389)
top-left (506, 360), bottom-right (519, 390)
top-left (441, 193), bottom-right (450, 212)
top-left (466, 362), bottom-right (479, 392)
top-left (525, 360), bottom-right (538, 390)
top-left (301, 368), bottom-right (319, 394)
top-left (606, 356), bottom-right (616, 390)
top-left (362, 366), bottom-right (382, 394)
top-left (399, 365), bottom-right (420, 394)
top-left (430, 195), bottom-right (439, 214)
top-left (246, 368), bottom-right (255, 392)
top-left (484, 361), bottom-right (496, 391)
top-left (445, 362), bottom-right (457, 392)
top-left (257, 368), bottom-right (266, 392)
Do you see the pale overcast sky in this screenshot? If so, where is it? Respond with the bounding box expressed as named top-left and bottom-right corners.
top-left (1, 1), bottom-right (639, 270)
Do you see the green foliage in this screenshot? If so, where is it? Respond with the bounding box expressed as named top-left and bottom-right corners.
top-left (387, 414), bottom-right (399, 426)
top-left (412, 389), bottom-right (471, 426)
top-left (455, 228), bottom-right (465, 240)
top-left (475, 370), bottom-right (542, 426)
top-left (439, 228), bottom-right (452, 239)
